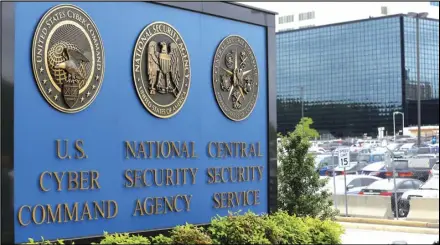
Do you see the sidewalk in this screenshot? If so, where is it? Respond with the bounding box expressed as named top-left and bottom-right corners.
top-left (336, 216), bottom-right (439, 235)
top-left (341, 225), bottom-right (439, 245)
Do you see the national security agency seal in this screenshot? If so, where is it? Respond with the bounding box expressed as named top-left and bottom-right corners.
top-left (213, 35), bottom-right (259, 121)
top-left (133, 22), bottom-right (191, 119)
top-left (32, 4), bottom-right (105, 113)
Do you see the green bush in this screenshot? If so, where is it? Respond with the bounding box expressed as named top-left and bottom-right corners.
top-left (150, 234), bottom-right (173, 245)
top-left (265, 211), bottom-right (311, 244)
top-left (170, 223), bottom-right (212, 245)
top-left (27, 212), bottom-right (345, 245)
top-left (95, 231), bottom-right (150, 244)
top-left (303, 217), bottom-right (345, 245)
top-left (26, 238), bottom-right (71, 245)
top-left (208, 211), bottom-right (271, 245)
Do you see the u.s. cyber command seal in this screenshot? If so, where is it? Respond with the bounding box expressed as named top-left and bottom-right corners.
top-left (212, 35), bottom-right (259, 121)
top-left (32, 4), bottom-right (105, 113)
top-left (133, 22), bottom-right (191, 118)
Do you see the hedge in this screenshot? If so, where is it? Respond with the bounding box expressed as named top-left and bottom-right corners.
top-left (26, 211), bottom-right (344, 245)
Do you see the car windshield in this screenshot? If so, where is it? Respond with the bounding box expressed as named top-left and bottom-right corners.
top-left (319, 156), bottom-right (337, 167)
top-left (420, 178), bottom-right (439, 190)
top-left (366, 179), bottom-right (402, 191)
top-left (433, 164), bottom-right (439, 171)
top-left (357, 154), bottom-right (370, 162)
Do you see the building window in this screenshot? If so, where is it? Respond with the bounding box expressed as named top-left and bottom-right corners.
top-left (381, 6), bottom-right (388, 15)
top-left (278, 14), bottom-right (295, 24)
top-left (299, 25), bottom-right (315, 29)
top-left (279, 27), bottom-right (296, 32)
top-left (299, 11), bottom-right (315, 21)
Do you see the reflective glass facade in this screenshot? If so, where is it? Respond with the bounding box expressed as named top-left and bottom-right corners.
top-left (276, 15), bottom-right (439, 137)
top-left (403, 17), bottom-right (439, 127)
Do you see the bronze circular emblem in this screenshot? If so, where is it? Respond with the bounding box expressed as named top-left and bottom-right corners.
top-left (213, 35), bottom-right (259, 121)
top-left (133, 22), bottom-right (191, 118)
top-left (32, 4), bottom-right (105, 113)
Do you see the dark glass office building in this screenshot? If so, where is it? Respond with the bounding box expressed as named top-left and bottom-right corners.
top-left (276, 14), bottom-right (439, 138)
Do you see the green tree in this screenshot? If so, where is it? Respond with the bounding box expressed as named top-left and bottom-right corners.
top-left (294, 117), bottom-right (319, 139)
top-left (278, 119), bottom-right (336, 220)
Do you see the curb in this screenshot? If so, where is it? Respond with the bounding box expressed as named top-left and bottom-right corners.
top-left (335, 216), bottom-right (439, 229)
top-left (339, 222), bottom-right (439, 235)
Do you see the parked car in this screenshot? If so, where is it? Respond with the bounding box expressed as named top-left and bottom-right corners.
top-left (356, 152), bottom-right (385, 164)
top-left (323, 175), bottom-right (381, 195)
top-left (398, 143), bottom-right (415, 152)
top-left (376, 157), bottom-right (437, 182)
top-left (399, 176), bottom-right (439, 217)
top-left (360, 161), bottom-right (386, 176)
top-left (359, 178), bottom-right (423, 217)
top-left (429, 161), bottom-right (439, 179)
top-left (329, 161), bottom-right (370, 176)
top-left (315, 155), bottom-right (338, 176)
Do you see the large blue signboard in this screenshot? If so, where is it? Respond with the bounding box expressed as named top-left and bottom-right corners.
top-left (1, 2), bottom-right (277, 243)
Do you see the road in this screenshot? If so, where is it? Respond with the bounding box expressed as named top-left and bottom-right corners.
top-left (342, 228), bottom-right (439, 244)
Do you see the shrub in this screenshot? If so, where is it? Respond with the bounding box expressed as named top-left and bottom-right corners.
top-left (27, 212), bottom-right (345, 245)
top-left (278, 118), bottom-right (337, 220)
top-left (95, 231), bottom-right (150, 244)
top-left (208, 211), bottom-right (271, 245)
top-left (150, 234), bottom-right (173, 245)
top-left (303, 217), bottom-right (345, 245)
top-left (170, 223), bottom-right (212, 245)
top-left (27, 238), bottom-right (72, 245)
top-left (265, 211), bottom-right (311, 244)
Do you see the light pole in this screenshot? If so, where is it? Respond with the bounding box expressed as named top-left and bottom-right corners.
top-left (393, 112), bottom-right (405, 142)
top-left (408, 12), bottom-right (429, 147)
top-left (384, 146), bottom-right (399, 220)
top-left (300, 86), bottom-right (304, 119)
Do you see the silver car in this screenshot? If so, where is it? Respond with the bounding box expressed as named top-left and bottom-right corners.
top-left (430, 161), bottom-right (439, 179)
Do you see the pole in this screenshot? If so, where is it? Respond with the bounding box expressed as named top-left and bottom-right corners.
top-left (416, 16), bottom-right (421, 147)
top-left (301, 86), bottom-right (304, 118)
top-left (332, 151), bottom-right (337, 209)
top-left (393, 158), bottom-right (399, 220)
top-left (384, 146), bottom-right (399, 219)
top-left (402, 113), bottom-right (405, 136)
top-left (393, 112), bottom-right (396, 142)
top-left (344, 167), bottom-right (348, 217)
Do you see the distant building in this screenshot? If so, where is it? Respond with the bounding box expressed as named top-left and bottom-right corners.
top-left (276, 14), bottom-right (439, 137)
top-left (275, 2), bottom-right (439, 32)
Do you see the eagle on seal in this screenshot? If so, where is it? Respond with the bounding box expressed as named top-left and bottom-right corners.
top-left (147, 41), bottom-right (180, 97)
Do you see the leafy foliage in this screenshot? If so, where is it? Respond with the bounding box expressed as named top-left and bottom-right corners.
top-left (95, 232), bottom-right (150, 244)
top-left (264, 211), bottom-right (311, 244)
top-left (208, 211), bottom-right (271, 245)
top-left (27, 211), bottom-right (345, 245)
top-left (26, 238), bottom-right (72, 245)
top-left (170, 223), bottom-right (212, 245)
top-left (294, 117), bottom-right (319, 139)
top-left (303, 217), bottom-right (345, 244)
top-left (278, 118), bottom-right (337, 220)
top-left (150, 234), bottom-right (173, 245)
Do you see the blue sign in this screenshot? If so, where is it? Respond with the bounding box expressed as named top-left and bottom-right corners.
top-left (10, 2), bottom-right (271, 243)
